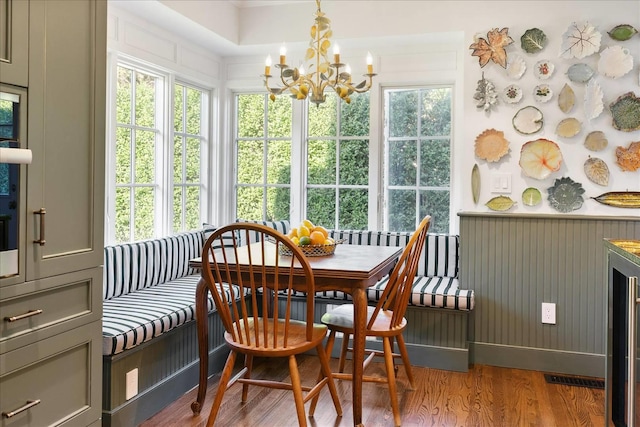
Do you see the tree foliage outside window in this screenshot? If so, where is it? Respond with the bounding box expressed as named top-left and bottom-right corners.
top-left (384, 87), bottom-right (452, 233)
top-left (112, 64), bottom-right (207, 243)
top-left (235, 94), bottom-right (291, 221)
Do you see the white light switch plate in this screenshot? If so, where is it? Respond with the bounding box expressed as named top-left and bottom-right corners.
top-left (490, 173), bottom-right (512, 194)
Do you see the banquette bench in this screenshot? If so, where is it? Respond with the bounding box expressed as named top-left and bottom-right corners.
top-left (100, 220), bottom-right (474, 426)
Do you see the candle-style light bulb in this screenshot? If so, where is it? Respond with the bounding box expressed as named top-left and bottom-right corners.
top-left (299, 65), bottom-right (305, 75)
top-left (333, 44), bottom-right (341, 64)
top-left (345, 64), bottom-right (352, 82)
top-left (366, 52), bottom-right (373, 74)
top-left (265, 55), bottom-right (272, 75)
top-left (279, 44), bottom-right (287, 65)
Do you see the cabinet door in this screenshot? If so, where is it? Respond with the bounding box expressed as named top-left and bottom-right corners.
top-left (0, 0), bottom-right (29, 87)
top-left (26, 0), bottom-right (106, 280)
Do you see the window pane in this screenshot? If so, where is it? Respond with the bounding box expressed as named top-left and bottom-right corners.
top-left (339, 189), bottom-right (368, 230)
top-left (115, 187), bottom-right (130, 243)
top-left (135, 72), bottom-right (156, 128)
top-left (307, 188), bottom-right (336, 229)
top-left (174, 85), bottom-right (183, 132)
top-left (388, 90), bottom-right (418, 137)
top-left (186, 87), bottom-right (202, 135)
top-left (388, 189), bottom-right (416, 232)
top-left (172, 186), bottom-right (182, 233)
top-left (266, 187), bottom-right (290, 221)
top-left (420, 88), bottom-right (451, 137)
top-left (340, 92), bottom-right (369, 136)
top-left (420, 139), bottom-right (450, 186)
top-left (185, 186), bottom-right (200, 230)
top-left (308, 93), bottom-right (336, 137)
top-left (134, 187), bottom-right (154, 240)
top-left (116, 66), bottom-right (132, 124)
top-left (308, 140), bottom-right (336, 185)
top-left (388, 140), bottom-right (417, 186)
top-left (186, 137), bottom-right (200, 183)
top-left (237, 94), bottom-right (264, 138)
top-left (237, 140), bottom-right (264, 184)
top-left (173, 135), bottom-right (183, 183)
top-left (237, 186), bottom-right (263, 220)
top-left (115, 127), bottom-right (131, 184)
top-left (267, 95), bottom-right (292, 138)
top-left (420, 189), bottom-right (449, 233)
top-left (339, 139), bottom-right (368, 185)
top-left (135, 130), bottom-right (155, 183)
top-left (267, 140), bottom-right (291, 185)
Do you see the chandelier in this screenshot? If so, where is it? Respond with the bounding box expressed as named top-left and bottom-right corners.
top-left (263, 0), bottom-right (375, 106)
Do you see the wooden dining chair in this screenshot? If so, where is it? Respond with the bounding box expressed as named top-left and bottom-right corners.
top-left (200, 223), bottom-right (342, 427)
top-left (311, 215), bottom-right (431, 427)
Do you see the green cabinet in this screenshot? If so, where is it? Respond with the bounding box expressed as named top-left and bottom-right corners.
top-left (0, 0), bottom-right (29, 87)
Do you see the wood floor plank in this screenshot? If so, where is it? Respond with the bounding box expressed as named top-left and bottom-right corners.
top-left (140, 355), bottom-right (608, 427)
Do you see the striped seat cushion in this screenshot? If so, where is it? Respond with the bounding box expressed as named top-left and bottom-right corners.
top-left (102, 274), bottom-right (245, 356)
top-left (235, 219), bottom-right (290, 246)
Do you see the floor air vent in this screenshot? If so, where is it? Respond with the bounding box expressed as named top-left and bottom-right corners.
top-left (544, 374), bottom-right (605, 389)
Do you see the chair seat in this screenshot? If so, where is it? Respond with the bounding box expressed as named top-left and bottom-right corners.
top-left (226, 318), bottom-right (328, 357)
top-left (320, 304), bottom-right (407, 336)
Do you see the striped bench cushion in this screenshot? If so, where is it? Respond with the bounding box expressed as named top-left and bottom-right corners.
top-left (102, 274), bottom-right (245, 356)
top-left (235, 219), bottom-right (290, 246)
top-left (103, 230), bottom-right (203, 300)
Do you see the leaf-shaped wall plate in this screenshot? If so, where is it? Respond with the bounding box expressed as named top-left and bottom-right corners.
top-left (567, 63), bottom-right (595, 83)
top-left (584, 131), bottom-right (608, 152)
top-left (560, 21), bottom-right (602, 59)
top-left (513, 106), bottom-right (544, 134)
top-left (486, 195), bottom-right (516, 211)
top-left (521, 28), bottom-right (547, 53)
top-left (519, 138), bottom-right (563, 180)
top-left (506, 55), bottom-right (526, 80)
top-left (584, 157), bottom-right (610, 186)
top-left (471, 164), bottom-right (480, 204)
top-left (598, 46), bottom-right (633, 79)
top-left (469, 28), bottom-right (514, 68)
top-left (610, 92), bottom-right (640, 132)
top-left (607, 24), bottom-right (638, 41)
top-left (522, 187), bottom-right (542, 206)
top-left (615, 141), bottom-right (640, 171)
top-left (547, 177), bottom-right (585, 213)
top-left (592, 191), bottom-right (640, 208)
top-left (584, 79), bottom-right (604, 120)
top-left (556, 118), bottom-right (581, 138)
top-left (558, 84), bottom-right (575, 113)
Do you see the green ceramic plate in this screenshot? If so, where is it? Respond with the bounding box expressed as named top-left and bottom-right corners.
top-left (522, 187), bottom-right (542, 206)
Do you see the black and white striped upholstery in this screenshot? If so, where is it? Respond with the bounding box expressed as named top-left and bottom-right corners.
top-left (235, 219), bottom-right (290, 246)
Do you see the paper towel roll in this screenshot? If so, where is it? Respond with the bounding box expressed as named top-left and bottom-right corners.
top-left (0, 147), bottom-right (32, 164)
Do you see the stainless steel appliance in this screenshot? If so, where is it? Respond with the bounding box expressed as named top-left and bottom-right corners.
top-left (0, 84), bottom-right (29, 278)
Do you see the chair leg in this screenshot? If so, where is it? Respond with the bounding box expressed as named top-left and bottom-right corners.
top-left (312, 343), bottom-right (343, 417)
top-left (396, 334), bottom-right (415, 389)
top-left (288, 355), bottom-right (307, 427)
top-left (206, 350), bottom-right (237, 427)
top-left (309, 330), bottom-right (338, 414)
top-left (241, 354), bottom-right (253, 402)
top-left (383, 337), bottom-right (401, 427)
top-left (338, 332), bottom-right (350, 373)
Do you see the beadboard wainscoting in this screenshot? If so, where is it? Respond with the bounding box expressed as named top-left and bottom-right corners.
top-left (459, 212), bottom-right (640, 377)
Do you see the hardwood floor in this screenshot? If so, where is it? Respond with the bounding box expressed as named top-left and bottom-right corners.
top-left (140, 354), bottom-right (607, 427)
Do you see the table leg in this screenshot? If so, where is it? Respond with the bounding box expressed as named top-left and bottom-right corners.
top-left (191, 277), bottom-right (209, 415)
top-left (351, 287), bottom-right (366, 426)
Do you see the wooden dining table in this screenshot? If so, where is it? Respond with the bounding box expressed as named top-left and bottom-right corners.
top-left (189, 242), bottom-right (402, 426)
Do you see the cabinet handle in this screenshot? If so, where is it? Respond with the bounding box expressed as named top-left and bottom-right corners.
top-left (4, 309), bottom-right (44, 322)
top-left (628, 276), bottom-right (638, 427)
top-left (2, 400), bottom-right (41, 418)
top-left (33, 208), bottom-right (46, 246)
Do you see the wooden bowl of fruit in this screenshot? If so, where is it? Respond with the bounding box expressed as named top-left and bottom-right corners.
top-left (280, 220), bottom-right (339, 257)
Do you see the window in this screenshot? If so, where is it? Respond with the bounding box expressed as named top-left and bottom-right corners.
top-left (306, 92), bottom-right (369, 230)
top-left (383, 87), bottom-right (452, 233)
top-left (108, 62), bottom-right (208, 244)
top-left (234, 93), bottom-right (292, 221)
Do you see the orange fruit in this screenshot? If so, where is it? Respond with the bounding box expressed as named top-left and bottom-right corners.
top-left (312, 225), bottom-right (328, 239)
top-left (310, 230), bottom-right (326, 245)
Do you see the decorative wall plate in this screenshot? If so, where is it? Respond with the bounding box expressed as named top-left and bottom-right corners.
top-left (584, 79), bottom-right (604, 120)
top-left (610, 92), bottom-right (640, 132)
top-left (556, 118), bottom-right (581, 138)
top-left (486, 195), bottom-right (516, 211)
top-left (474, 129), bottom-right (510, 162)
top-left (473, 73), bottom-right (499, 111)
top-left (519, 138), bottom-right (563, 180)
top-left (584, 157), bottom-right (610, 186)
top-left (560, 21), bottom-right (601, 59)
top-left (567, 63), bottom-right (595, 83)
top-left (592, 191), bottom-right (640, 208)
top-left (584, 131), bottom-right (608, 152)
top-left (534, 84), bottom-right (553, 103)
top-left (522, 187), bottom-right (542, 206)
top-left (607, 24), bottom-right (638, 41)
top-left (521, 28), bottom-right (547, 53)
top-left (469, 28), bottom-right (514, 68)
top-left (598, 46), bottom-right (633, 79)
top-left (506, 55), bottom-right (527, 80)
top-left (513, 106), bottom-right (544, 134)
top-left (503, 84), bottom-right (523, 103)
top-left (615, 141), bottom-right (640, 171)
top-left (534, 60), bottom-right (554, 79)
top-left (471, 164), bottom-right (480, 204)
top-left (558, 84), bottom-right (575, 113)
top-left (547, 177), bottom-right (585, 213)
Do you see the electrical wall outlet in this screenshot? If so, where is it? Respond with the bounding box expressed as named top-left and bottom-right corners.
top-left (541, 302), bottom-right (556, 324)
top-left (125, 368), bottom-right (139, 400)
